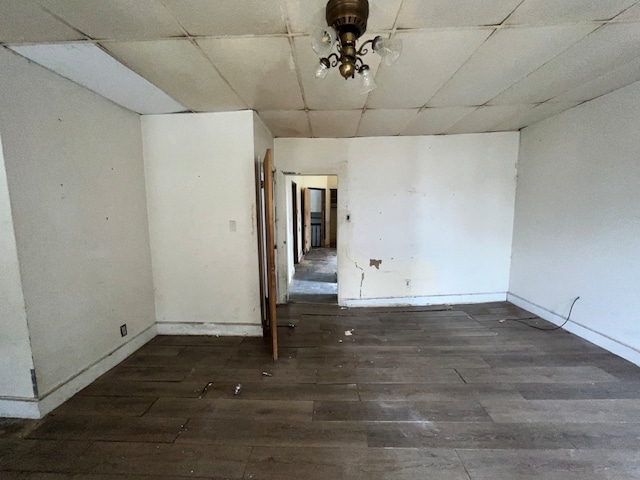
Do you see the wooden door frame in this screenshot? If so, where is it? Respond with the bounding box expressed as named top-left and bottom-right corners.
top-left (291, 181), bottom-right (299, 264)
top-left (302, 188), bottom-right (311, 255)
top-left (307, 187), bottom-right (327, 248)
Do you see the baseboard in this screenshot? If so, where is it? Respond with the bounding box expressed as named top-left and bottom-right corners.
top-left (0, 397), bottom-right (40, 419)
top-left (157, 322), bottom-right (262, 337)
top-left (507, 293), bottom-right (640, 367)
top-left (10, 323), bottom-right (158, 419)
top-left (342, 292), bottom-right (507, 308)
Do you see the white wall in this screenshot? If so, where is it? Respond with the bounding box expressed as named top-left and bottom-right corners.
top-left (275, 134), bottom-right (519, 306)
top-left (0, 48), bottom-right (156, 415)
top-left (0, 135), bottom-right (35, 403)
top-left (142, 111), bottom-right (264, 336)
top-left (509, 80), bottom-right (640, 365)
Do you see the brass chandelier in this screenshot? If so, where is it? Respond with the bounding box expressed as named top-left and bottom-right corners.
top-left (312, 0), bottom-right (402, 94)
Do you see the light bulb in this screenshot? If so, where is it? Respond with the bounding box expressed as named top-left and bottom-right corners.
top-left (315, 59), bottom-right (330, 79)
top-left (373, 36), bottom-right (403, 66)
top-left (359, 66), bottom-right (377, 95)
top-left (311, 26), bottom-right (337, 57)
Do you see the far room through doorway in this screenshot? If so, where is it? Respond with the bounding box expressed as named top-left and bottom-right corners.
top-left (287, 175), bottom-right (337, 304)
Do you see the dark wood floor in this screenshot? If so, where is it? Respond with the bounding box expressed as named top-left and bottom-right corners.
top-left (2, 301), bottom-right (640, 479)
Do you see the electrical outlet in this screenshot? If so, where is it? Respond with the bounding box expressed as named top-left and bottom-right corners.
top-left (120, 324), bottom-right (127, 337)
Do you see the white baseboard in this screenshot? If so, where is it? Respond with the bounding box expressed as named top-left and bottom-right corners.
top-left (342, 292), bottom-right (507, 308)
top-left (0, 397), bottom-right (40, 419)
top-left (0, 324), bottom-right (158, 419)
top-left (157, 322), bottom-right (262, 337)
top-left (507, 293), bottom-right (640, 367)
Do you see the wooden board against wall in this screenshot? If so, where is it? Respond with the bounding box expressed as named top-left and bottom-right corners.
top-left (264, 149), bottom-right (278, 361)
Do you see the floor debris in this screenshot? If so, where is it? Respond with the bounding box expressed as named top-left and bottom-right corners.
top-left (198, 382), bottom-right (213, 398)
top-left (345, 329), bottom-right (354, 336)
top-left (262, 371), bottom-right (272, 377)
top-left (234, 384), bottom-right (242, 395)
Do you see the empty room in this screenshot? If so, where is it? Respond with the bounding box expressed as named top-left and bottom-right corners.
top-left (1, 1), bottom-right (640, 479)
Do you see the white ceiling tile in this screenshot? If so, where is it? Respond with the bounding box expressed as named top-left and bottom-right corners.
top-left (161, 0), bottom-right (287, 36)
top-left (357, 109), bottom-right (419, 137)
top-left (0, 0), bottom-right (85, 42)
top-left (490, 23), bottom-right (640, 105)
top-left (293, 34), bottom-right (381, 111)
top-left (446, 105), bottom-right (533, 133)
top-left (285, 0), bottom-right (402, 34)
top-left (104, 40), bottom-right (247, 112)
top-left (397, 0), bottom-right (523, 28)
top-left (9, 43), bottom-right (185, 114)
top-left (505, 0), bottom-right (637, 25)
top-left (309, 110), bottom-right (361, 138)
top-left (401, 107), bottom-right (478, 135)
top-left (551, 54), bottom-right (640, 103)
top-left (490, 101), bottom-right (580, 131)
top-left (258, 110), bottom-right (310, 137)
top-left (198, 37), bottom-right (303, 110)
top-left (615, 3), bottom-right (640, 20)
top-left (36, 0), bottom-right (183, 40)
top-left (428, 24), bottom-right (598, 107)
top-left (367, 29), bottom-right (494, 109)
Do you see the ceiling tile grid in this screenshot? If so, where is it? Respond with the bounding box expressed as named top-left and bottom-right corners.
top-left (426, 24), bottom-right (600, 107)
top-left (489, 22), bottom-right (640, 105)
top-left (504, 0), bottom-right (638, 25)
top-left (366, 29), bottom-right (495, 109)
top-left (37, 0), bottom-right (184, 40)
top-left (357, 109), bottom-right (419, 137)
top-left (0, 0), bottom-right (86, 43)
top-left (258, 110), bottom-right (311, 138)
top-left (197, 36), bottom-right (304, 110)
top-left (103, 39), bottom-right (247, 112)
top-left (0, 0), bottom-right (639, 137)
top-left (401, 106), bottom-right (479, 136)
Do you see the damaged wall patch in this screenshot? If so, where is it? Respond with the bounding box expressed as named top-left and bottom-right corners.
top-left (369, 259), bottom-right (382, 269)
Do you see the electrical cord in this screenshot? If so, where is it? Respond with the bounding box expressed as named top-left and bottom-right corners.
top-left (502, 296), bottom-right (580, 331)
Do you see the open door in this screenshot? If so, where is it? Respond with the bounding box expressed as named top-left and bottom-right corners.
top-left (303, 187), bottom-right (311, 254)
top-left (263, 149), bottom-right (278, 361)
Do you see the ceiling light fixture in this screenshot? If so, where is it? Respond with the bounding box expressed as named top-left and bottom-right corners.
top-left (312, 0), bottom-right (402, 95)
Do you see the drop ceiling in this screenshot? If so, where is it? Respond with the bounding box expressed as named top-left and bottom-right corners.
top-left (2, 0), bottom-right (640, 138)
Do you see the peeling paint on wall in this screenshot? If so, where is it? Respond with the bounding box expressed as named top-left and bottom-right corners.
top-left (369, 259), bottom-right (382, 269)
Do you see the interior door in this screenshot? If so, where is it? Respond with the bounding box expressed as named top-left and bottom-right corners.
top-left (303, 187), bottom-right (311, 254)
top-left (264, 149), bottom-right (278, 361)
top-left (321, 188), bottom-right (328, 247)
top-left (255, 155), bottom-right (267, 333)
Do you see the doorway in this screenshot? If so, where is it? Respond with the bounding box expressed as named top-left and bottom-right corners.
top-left (287, 175), bottom-right (338, 304)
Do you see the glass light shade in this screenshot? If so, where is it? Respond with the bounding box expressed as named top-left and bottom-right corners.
top-left (359, 67), bottom-right (377, 95)
top-left (311, 26), bottom-right (337, 56)
top-left (373, 37), bottom-right (403, 66)
top-left (315, 60), bottom-right (330, 79)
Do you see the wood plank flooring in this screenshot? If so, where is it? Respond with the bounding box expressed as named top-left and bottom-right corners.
top-left (2, 301), bottom-right (640, 479)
